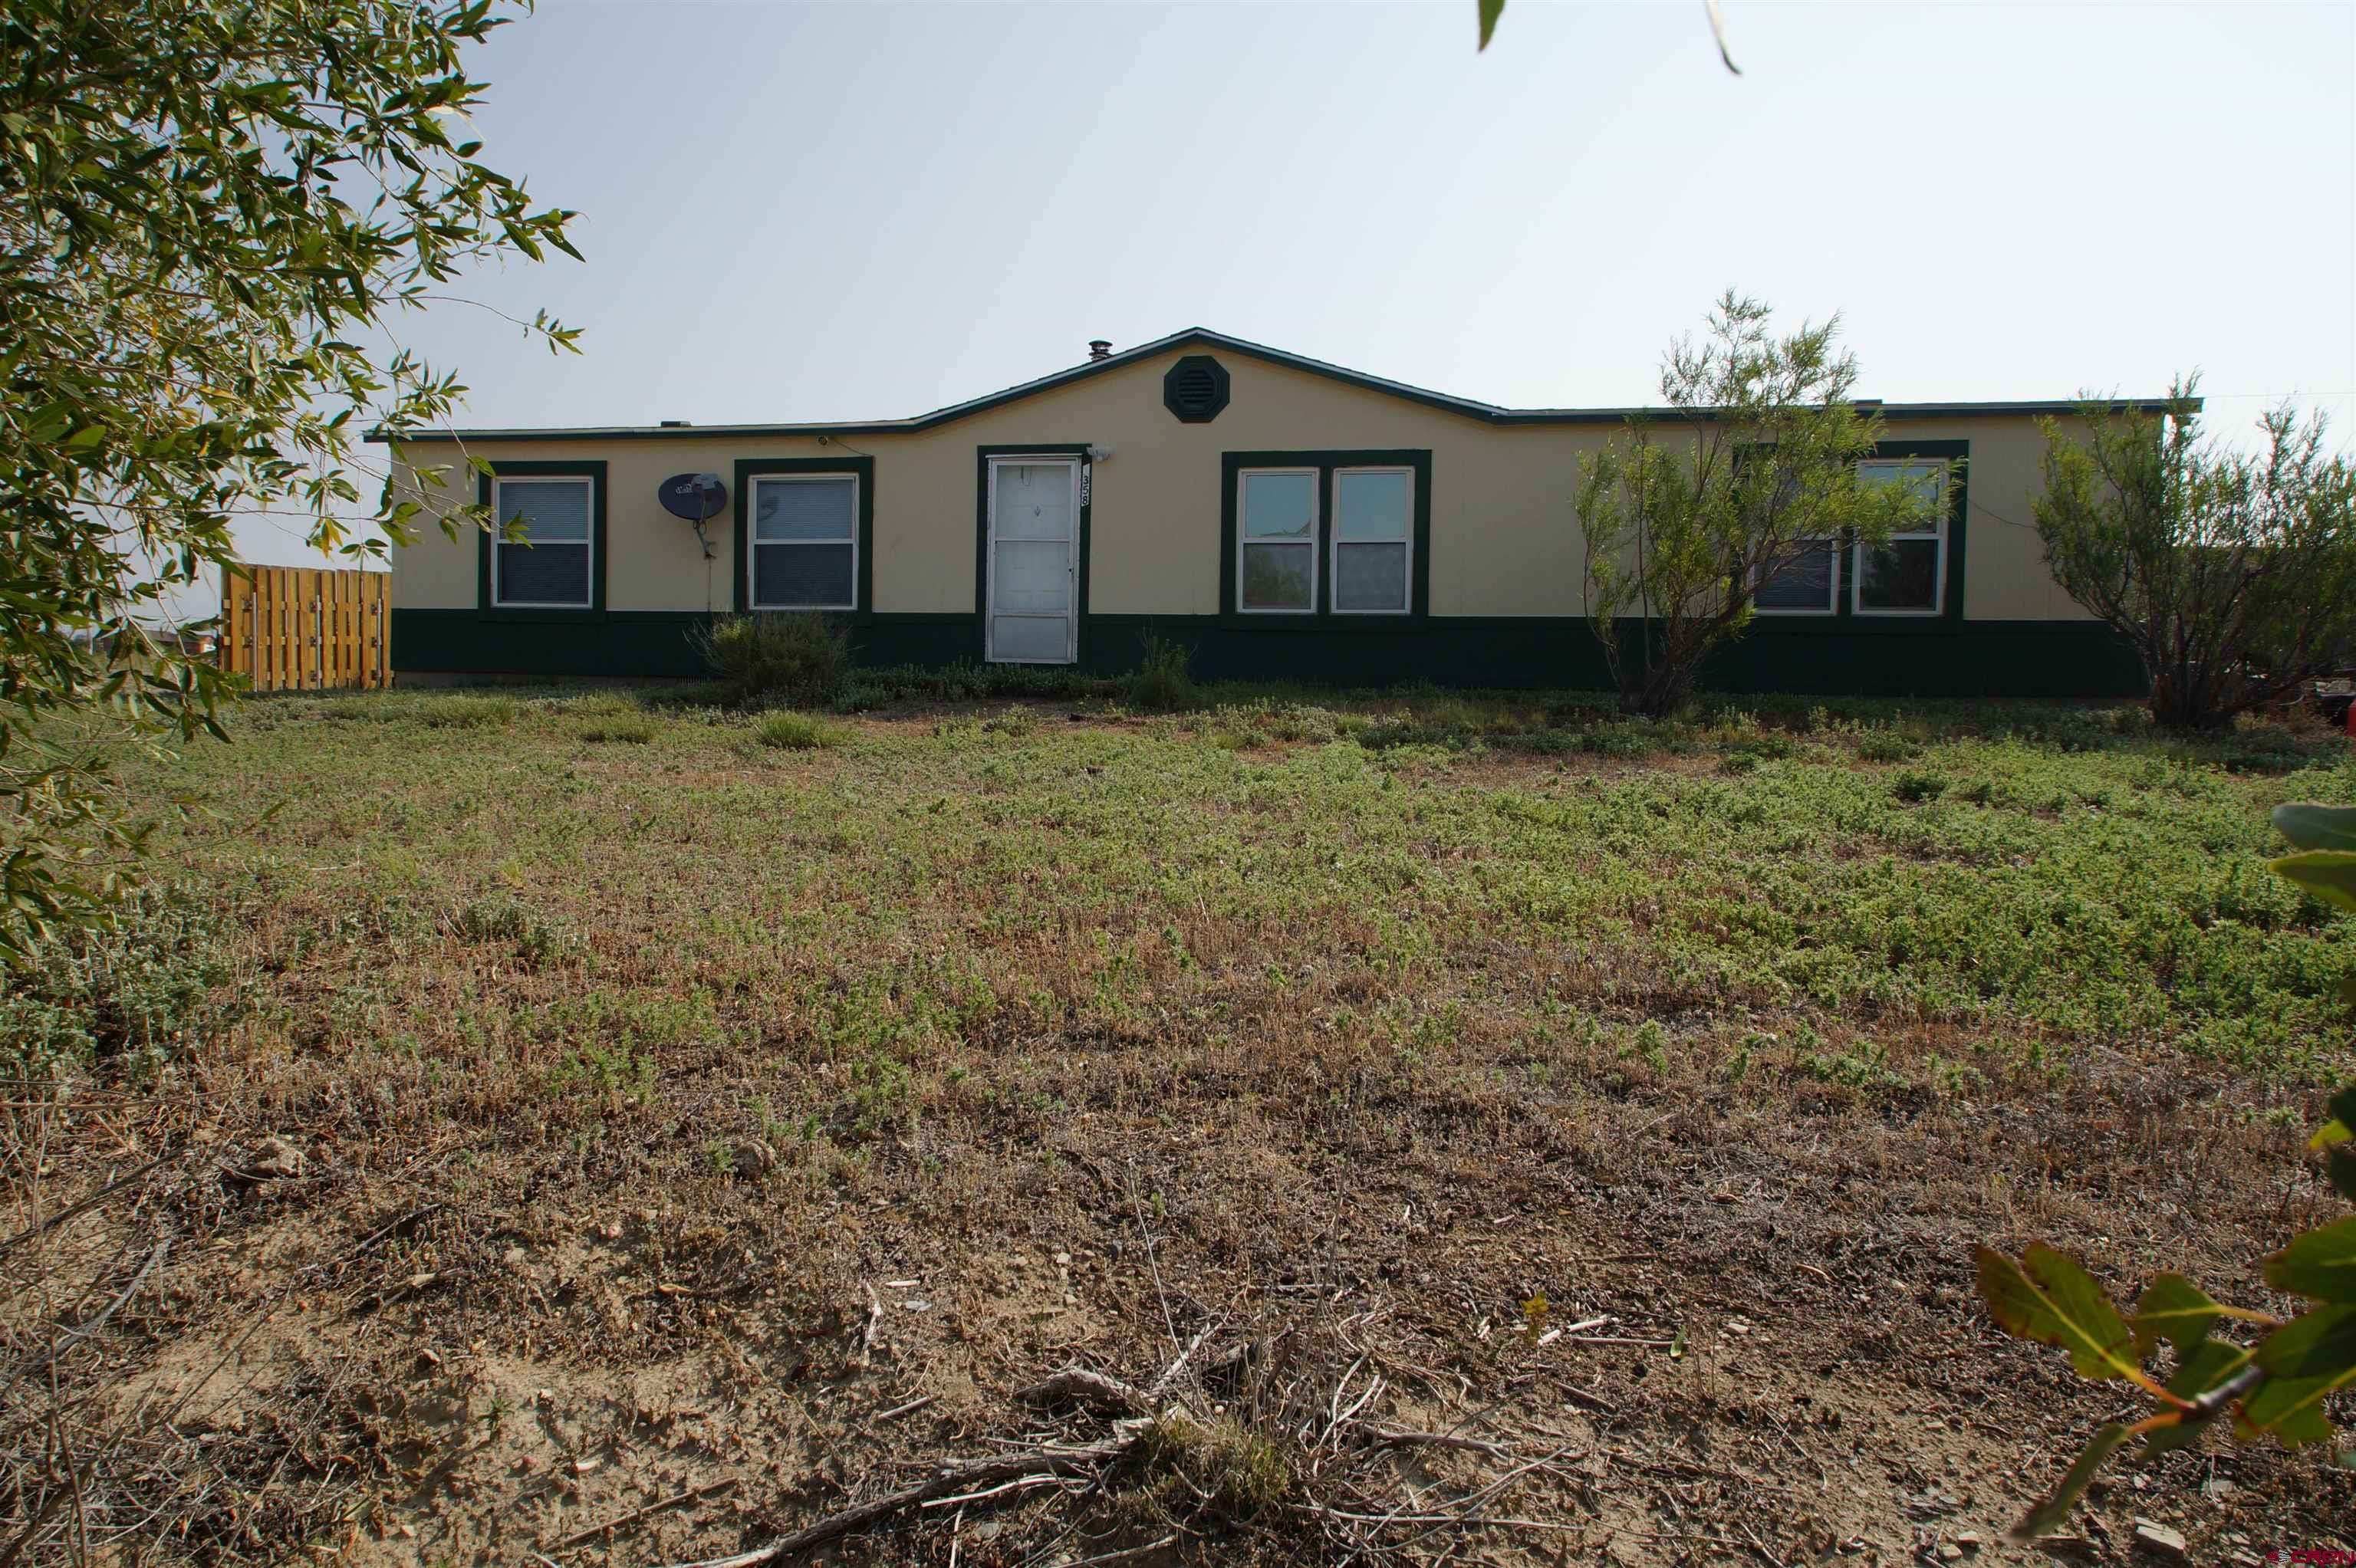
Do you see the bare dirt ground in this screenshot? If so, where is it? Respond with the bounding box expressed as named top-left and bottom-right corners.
top-left (3, 695), bottom-right (2351, 1566)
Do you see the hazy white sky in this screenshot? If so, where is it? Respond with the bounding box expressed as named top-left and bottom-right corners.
top-left (242, 0), bottom-right (2356, 567)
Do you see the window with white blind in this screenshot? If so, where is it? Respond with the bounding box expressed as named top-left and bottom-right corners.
top-left (750, 475), bottom-right (857, 610)
top-left (491, 476), bottom-right (594, 607)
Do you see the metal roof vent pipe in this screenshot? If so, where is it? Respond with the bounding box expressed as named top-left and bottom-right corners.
top-left (1087, 340), bottom-right (1112, 362)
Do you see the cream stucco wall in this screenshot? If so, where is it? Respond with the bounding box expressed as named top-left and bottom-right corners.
top-left (390, 348), bottom-right (2094, 623)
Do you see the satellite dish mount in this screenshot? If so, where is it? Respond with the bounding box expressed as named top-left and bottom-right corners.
top-left (660, 472), bottom-right (727, 560)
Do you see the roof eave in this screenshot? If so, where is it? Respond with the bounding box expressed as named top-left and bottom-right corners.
top-left (366, 327), bottom-right (2193, 444)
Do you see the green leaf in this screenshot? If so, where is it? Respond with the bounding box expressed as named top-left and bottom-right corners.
top-left (2243, 1303), bottom-right (2356, 1445)
top-left (2274, 804), bottom-right (2356, 853)
top-left (2331, 1147), bottom-right (2356, 1204)
top-left (2131, 1274), bottom-right (2221, 1357)
top-left (2315, 1085), bottom-right (2356, 1151)
top-left (2143, 1337), bottom-right (2255, 1456)
top-left (2263, 1215), bottom-right (2356, 1303)
top-left (1975, 1244), bottom-right (2143, 1382)
top-left (1476, 0), bottom-right (1505, 50)
top-left (2270, 850), bottom-right (2356, 913)
top-left (2006, 1422), bottom-right (2128, 1540)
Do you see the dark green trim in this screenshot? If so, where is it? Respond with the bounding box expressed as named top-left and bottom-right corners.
top-left (1219, 449), bottom-right (1432, 626)
top-left (378, 328), bottom-right (2197, 445)
top-left (475, 460), bottom-right (607, 618)
top-left (393, 607), bottom-right (2145, 699)
top-left (1163, 354), bottom-right (1231, 422)
top-left (973, 445), bottom-right (1093, 666)
top-left (730, 455), bottom-right (876, 618)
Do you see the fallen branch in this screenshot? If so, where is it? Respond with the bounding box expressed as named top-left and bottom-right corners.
top-left (1147, 1317), bottom-right (1222, 1401)
top-left (1, 1235), bottom-right (172, 1399)
top-left (652, 1435), bottom-right (1139, 1568)
top-left (1359, 1425), bottom-right (1514, 1458)
top-left (548, 1478), bottom-right (737, 1550)
top-left (0, 1147), bottom-right (186, 1259)
top-left (1015, 1366), bottom-right (1153, 1418)
top-left (855, 1284), bottom-right (883, 1367)
top-left (1065, 1534), bottom-right (1179, 1566)
top-left (1298, 1503), bottom-right (1584, 1533)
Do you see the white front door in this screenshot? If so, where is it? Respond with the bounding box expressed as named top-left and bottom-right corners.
top-left (986, 456), bottom-right (1079, 664)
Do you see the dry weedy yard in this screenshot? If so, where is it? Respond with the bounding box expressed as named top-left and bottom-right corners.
top-left (3, 684), bottom-right (2351, 1566)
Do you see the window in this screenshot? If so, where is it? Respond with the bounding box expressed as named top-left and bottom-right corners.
top-left (1332, 468), bottom-right (1412, 613)
top-left (1755, 539), bottom-right (1840, 614)
top-left (1852, 459), bottom-right (1948, 615)
top-left (1224, 451), bottom-right (1427, 618)
top-left (1237, 468), bottom-right (1317, 613)
top-left (750, 475), bottom-right (857, 610)
top-left (492, 476), bottom-right (593, 607)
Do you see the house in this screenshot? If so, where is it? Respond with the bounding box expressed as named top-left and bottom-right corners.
top-left (377, 327), bottom-right (2156, 697)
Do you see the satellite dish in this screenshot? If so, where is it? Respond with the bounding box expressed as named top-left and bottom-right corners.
top-left (659, 472), bottom-right (727, 521)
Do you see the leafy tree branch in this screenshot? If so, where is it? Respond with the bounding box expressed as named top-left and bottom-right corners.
top-left (0, 0), bottom-right (579, 949)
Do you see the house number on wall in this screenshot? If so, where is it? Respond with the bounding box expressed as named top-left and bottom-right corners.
top-left (1079, 466), bottom-right (1091, 507)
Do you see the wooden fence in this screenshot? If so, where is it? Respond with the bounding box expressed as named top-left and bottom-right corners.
top-left (219, 564), bottom-right (391, 692)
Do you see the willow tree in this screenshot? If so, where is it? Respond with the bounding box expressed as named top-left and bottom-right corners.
top-left (2033, 384), bottom-right (2356, 732)
top-left (0, 0), bottom-right (578, 948)
top-left (1574, 291), bottom-right (1943, 718)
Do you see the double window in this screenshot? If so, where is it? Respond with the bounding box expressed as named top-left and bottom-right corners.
top-left (1232, 453), bottom-right (1424, 616)
top-left (1753, 457), bottom-right (1952, 617)
top-left (749, 474), bottom-right (858, 610)
top-left (491, 475), bottom-right (594, 608)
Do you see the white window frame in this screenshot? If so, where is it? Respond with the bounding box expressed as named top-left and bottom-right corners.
top-left (748, 472), bottom-right (860, 612)
top-left (1235, 467), bottom-right (1320, 616)
top-left (1752, 538), bottom-right (1841, 616)
top-left (1851, 459), bottom-right (1950, 618)
top-left (490, 474), bottom-right (594, 609)
top-left (1329, 465), bottom-right (1414, 616)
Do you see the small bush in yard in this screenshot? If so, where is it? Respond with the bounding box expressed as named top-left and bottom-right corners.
top-left (1892, 769), bottom-right (1948, 803)
top-left (1128, 634), bottom-right (1195, 712)
top-left (755, 710), bottom-right (844, 750)
top-left (697, 613), bottom-right (851, 705)
top-left (1857, 729), bottom-right (1920, 763)
top-left (579, 715), bottom-right (653, 744)
top-left (414, 694), bottom-right (521, 728)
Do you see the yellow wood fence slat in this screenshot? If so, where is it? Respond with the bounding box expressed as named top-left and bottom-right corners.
top-left (220, 564), bottom-right (390, 692)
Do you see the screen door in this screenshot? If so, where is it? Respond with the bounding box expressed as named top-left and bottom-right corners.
top-left (986, 457), bottom-right (1079, 663)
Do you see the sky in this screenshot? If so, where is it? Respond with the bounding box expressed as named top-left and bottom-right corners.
top-left (232, 0), bottom-right (2356, 571)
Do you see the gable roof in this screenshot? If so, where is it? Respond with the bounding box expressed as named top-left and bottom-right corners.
top-left (376, 327), bottom-right (2190, 444)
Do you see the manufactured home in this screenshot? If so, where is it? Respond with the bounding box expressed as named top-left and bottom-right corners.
top-left (378, 328), bottom-right (2152, 696)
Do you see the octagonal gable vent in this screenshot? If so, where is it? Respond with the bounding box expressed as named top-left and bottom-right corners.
top-left (1163, 354), bottom-right (1230, 423)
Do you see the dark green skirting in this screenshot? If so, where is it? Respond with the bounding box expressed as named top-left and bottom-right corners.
top-left (390, 609), bottom-right (2147, 699)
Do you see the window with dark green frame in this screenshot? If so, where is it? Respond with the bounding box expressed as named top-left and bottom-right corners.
top-left (1750, 452), bottom-right (1960, 618)
top-left (1221, 449), bottom-right (1430, 620)
top-left (749, 473), bottom-right (857, 610)
top-left (491, 475), bottom-right (594, 608)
